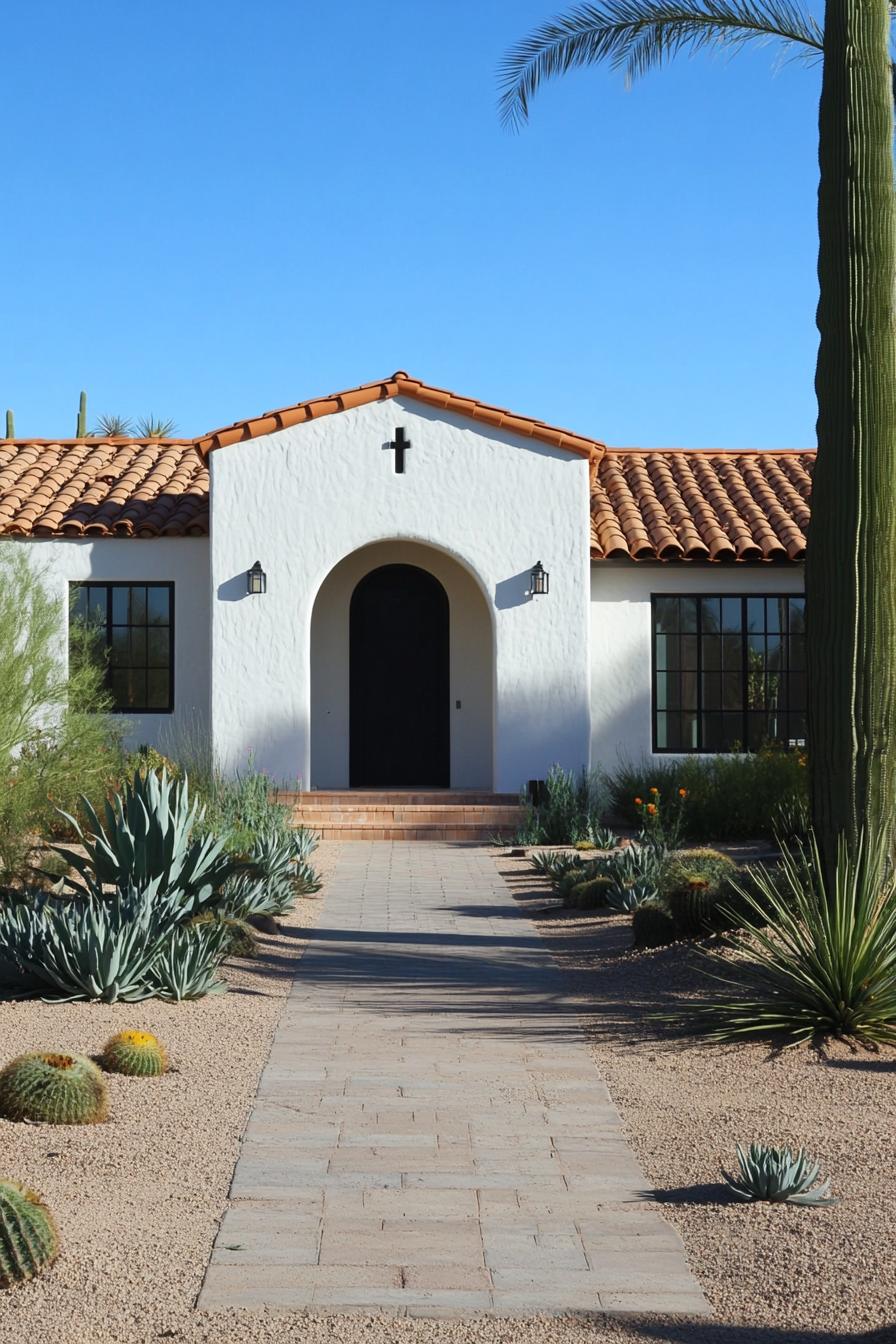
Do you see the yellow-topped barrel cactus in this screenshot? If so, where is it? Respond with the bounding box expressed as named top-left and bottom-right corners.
top-left (0, 1052), bottom-right (108, 1125)
top-left (0, 1180), bottom-right (59, 1286)
top-left (100, 1030), bottom-right (168, 1077)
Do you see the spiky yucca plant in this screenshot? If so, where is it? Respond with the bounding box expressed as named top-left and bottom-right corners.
top-left (0, 1052), bottom-right (108, 1124)
top-left (100, 1030), bottom-right (168, 1077)
top-left (0, 1180), bottom-right (59, 1286)
top-left (682, 832), bottom-right (896, 1045)
top-left (723, 1142), bottom-right (838, 1205)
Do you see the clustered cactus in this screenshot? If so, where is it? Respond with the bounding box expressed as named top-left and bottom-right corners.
top-left (0, 1052), bottom-right (108, 1125)
top-left (100, 1030), bottom-right (168, 1077)
top-left (0, 1180), bottom-right (59, 1287)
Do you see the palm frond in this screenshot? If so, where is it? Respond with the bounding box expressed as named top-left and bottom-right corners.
top-left (498, 0), bottom-right (824, 128)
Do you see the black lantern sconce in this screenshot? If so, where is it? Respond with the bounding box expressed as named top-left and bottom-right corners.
top-left (530, 560), bottom-right (549, 596)
top-left (246, 561), bottom-right (267, 596)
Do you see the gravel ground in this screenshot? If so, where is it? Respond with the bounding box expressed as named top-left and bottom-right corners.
top-left (1, 842), bottom-right (894, 1344)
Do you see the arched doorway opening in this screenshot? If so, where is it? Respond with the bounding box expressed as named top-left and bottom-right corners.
top-left (349, 564), bottom-right (449, 787)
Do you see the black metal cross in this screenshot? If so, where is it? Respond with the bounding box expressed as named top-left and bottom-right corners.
top-left (387, 426), bottom-right (410, 474)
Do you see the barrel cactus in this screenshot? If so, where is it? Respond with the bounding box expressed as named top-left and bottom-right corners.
top-left (0, 1180), bottom-right (59, 1286)
top-left (632, 901), bottom-right (679, 949)
top-left (0, 1052), bottom-right (108, 1125)
top-left (668, 882), bottom-right (719, 937)
top-left (100, 1030), bottom-right (168, 1078)
top-left (568, 876), bottom-right (614, 909)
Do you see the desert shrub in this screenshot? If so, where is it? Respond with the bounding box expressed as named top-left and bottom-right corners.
top-left (123, 744), bottom-right (181, 781)
top-left (674, 833), bottom-right (896, 1046)
top-left (608, 749), bottom-right (807, 841)
top-left (524, 765), bottom-right (610, 845)
top-left (662, 848), bottom-right (737, 893)
top-left (0, 549), bottom-right (124, 881)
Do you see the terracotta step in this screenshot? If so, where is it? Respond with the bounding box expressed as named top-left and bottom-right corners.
top-left (283, 790), bottom-right (527, 842)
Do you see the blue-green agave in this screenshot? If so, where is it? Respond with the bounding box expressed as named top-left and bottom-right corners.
top-left (722, 1142), bottom-right (838, 1206)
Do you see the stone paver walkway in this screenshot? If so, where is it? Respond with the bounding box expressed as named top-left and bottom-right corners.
top-left (199, 843), bottom-right (708, 1317)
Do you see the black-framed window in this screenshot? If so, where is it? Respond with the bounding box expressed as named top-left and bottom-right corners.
top-left (70, 582), bottom-right (174, 713)
top-left (652, 594), bottom-right (805, 753)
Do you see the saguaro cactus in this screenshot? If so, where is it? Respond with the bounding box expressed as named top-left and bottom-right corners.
top-left (807, 0), bottom-right (896, 875)
top-left (76, 390), bottom-right (87, 437)
top-left (4, 410), bottom-right (13, 438)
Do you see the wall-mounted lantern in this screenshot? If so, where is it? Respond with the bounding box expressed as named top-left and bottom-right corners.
top-left (530, 560), bottom-right (549, 596)
top-left (247, 561), bottom-right (267, 596)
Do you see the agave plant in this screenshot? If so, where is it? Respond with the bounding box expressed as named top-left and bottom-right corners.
top-left (589, 825), bottom-right (620, 850)
top-left (682, 831), bottom-right (896, 1045)
top-left (0, 879), bottom-right (181, 1002)
top-left (54, 769), bottom-right (240, 914)
top-left (722, 1142), bottom-right (838, 1206)
top-left (290, 827), bottom-right (319, 862)
top-left (92, 413), bottom-right (133, 437)
top-left (146, 920), bottom-right (230, 1001)
top-left (528, 849), bottom-right (566, 877)
top-left (603, 844), bottom-right (663, 911)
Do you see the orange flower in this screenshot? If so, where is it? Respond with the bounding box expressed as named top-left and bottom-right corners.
top-left (649, 786), bottom-right (659, 795)
top-left (678, 787), bottom-right (687, 798)
top-left (646, 803), bottom-right (657, 815)
top-left (634, 797), bottom-right (643, 806)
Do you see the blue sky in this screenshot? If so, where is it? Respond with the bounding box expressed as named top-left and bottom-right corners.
top-left (1, 1), bottom-right (821, 446)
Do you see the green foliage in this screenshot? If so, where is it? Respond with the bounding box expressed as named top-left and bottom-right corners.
top-left (92, 413), bottom-right (133, 437)
top-left (0, 550), bottom-right (123, 882)
top-left (590, 825), bottom-right (619, 850)
top-left (124, 744), bottom-right (181, 782)
top-left (679, 833), bottom-right (896, 1045)
top-left (663, 848), bottom-right (737, 891)
top-left (190, 908), bottom-right (258, 958)
top-left (632, 900), bottom-right (679, 948)
top-left (607, 752), bottom-right (808, 841)
top-left (0, 1051), bottom-right (108, 1124)
top-left (146, 920), bottom-right (230, 1001)
top-left (135, 415), bottom-right (177, 438)
top-left (53, 769), bottom-right (239, 915)
top-left (722, 1142), bottom-right (837, 1206)
top-left (0, 1179), bottom-right (59, 1286)
top-left (567, 875), bottom-right (615, 908)
top-left (531, 765), bottom-right (609, 844)
top-left (498, 0), bottom-right (823, 128)
top-left (100, 1029), bottom-right (168, 1077)
top-left (0, 880), bottom-right (183, 1002)
top-left (76, 390), bottom-right (87, 437)
top-left (223, 830), bottom-right (321, 922)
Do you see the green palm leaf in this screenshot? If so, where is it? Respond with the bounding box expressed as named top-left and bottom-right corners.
top-left (498, 0), bottom-right (824, 128)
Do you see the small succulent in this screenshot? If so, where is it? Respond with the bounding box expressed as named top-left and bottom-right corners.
top-left (589, 826), bottom-right (620, 850)
top-left (0, 1052), bottom-right (108, 1125)
top-left (0, 1180), bottom-right (59, 1286)
top-left (528, 849), bottom-right (565, 878)
top-left (146, 921), bottom-right (230, 1001)
top-left (722, 1142), bottom-right (838, 1206)
top-left (100, 1030), bottom-right (168, 1077)
top-left (567, 876), bottom-right (615, 909)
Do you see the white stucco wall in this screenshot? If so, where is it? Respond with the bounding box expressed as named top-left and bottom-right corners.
top-left (210, 396), bottom-right (592, 790)
top-left (3, 537), bottom-right (210, 752)
top-left (590, 562), bottom-right (806, 769)
top-left (310, 540), bottom-right (493, 788)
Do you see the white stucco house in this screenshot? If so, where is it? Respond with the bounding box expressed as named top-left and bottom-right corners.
top-left (0, 372), bottom-right (811, 826)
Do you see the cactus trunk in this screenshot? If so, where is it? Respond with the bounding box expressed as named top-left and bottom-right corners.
top-left (807, 0), bottom-right (896, 876)
top-left (76, 389), bottom-right (87, 437)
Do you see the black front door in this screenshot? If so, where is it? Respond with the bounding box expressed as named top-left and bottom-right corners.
top-left (349, 564), bottom-right (450, 787)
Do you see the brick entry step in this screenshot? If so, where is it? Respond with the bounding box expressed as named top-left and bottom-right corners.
top-left (280, 791), bottom-right (527, 842)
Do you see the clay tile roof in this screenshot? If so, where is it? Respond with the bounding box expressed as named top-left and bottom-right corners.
top-left (0, 439), bottom-right (208, 538)
top-left (591, 449), bottom-right (813, 562)
top-left (195, 371), bottom-right (606, 461)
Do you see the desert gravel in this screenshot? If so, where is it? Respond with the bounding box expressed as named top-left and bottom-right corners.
top-left (0, 842), bottom-right (893, 1344)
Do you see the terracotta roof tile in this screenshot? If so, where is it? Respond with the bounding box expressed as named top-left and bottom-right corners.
top-left (195, 371), bottom-right (605, 461)
top-left (0, 439), bottom-right (208, 538)
top-left (591, 449), bottom-right (813, 562)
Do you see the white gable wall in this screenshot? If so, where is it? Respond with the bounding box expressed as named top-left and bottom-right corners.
top-left (210, 396), bottom-right (592, 791)
top-left (590, 562), bottom-right (806, 769)
top-left (3, 537), bottom-right (210, 751)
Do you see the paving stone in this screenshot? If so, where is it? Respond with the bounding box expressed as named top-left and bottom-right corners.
top-left (198, 842), bottom-right (708, 1319)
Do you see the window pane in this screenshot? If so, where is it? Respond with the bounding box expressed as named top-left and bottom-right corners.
top-left (680, 670), bottom-right (698, 711)
top-left (700, 597), bottom-right (721, 633)
top-left (680, 634), bottom-right (699, 669)
top-left (721, 597), bottom-right (741, 633)
top-left (88, 587), bottom-right (107, 624)
top-left (655, 634), bottom-right (678, 671)
top-left (147, 587), bottom-right (170, 626)
top-left (655, 712), bottom-right (673, 750)
top-left (129, 586), bottom-right (147, 625)
top-left (147, 628), bottom-right (169, 668)
top-left (702, 634), bottom-right (721, 672)
top-left (110, 627), bottom-right (129, 667)
top-left (112, 587), bottom-right (129, 624)
top-left (722, 671), bottom-right (742, 711)
top-left (681, 711), bottom-right (698, 750)
top-left (654, 597), bottom-right (679, 634)
top-left (129, 627), bottom-right (147, 666)
top-left (746, 597), bottom-right (766, 633)
top-left (71, 586), bottom-right (87, 621)
top-left (722, 634), bottom-right (743, 670)
top-left (679, 598), bottom-right (698, 633)
top-left (788, 598), bottom-right (806, 634)
top-left (147, 670), bottom-right (170, 709)
top-left (702, 674), bottom-right (721, 711)
top-left (766, 598), bottom-right (785, 634)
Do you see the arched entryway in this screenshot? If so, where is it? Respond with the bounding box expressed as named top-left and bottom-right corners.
top-left (349, 564), bottom-right (449, 787)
